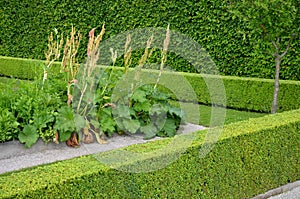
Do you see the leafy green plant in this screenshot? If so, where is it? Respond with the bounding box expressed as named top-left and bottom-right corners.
top-left (95, 25), bottom-right (184, 140)
top-left (104, 84), bottom-right (184, 139)
top-left (73, 24), bottom-right (107, 144)
top-left (7, 77), bottom-right (65, 146)
top-left (18, 125), bottom-right (38, 148)
top-left (0, 108), bottom-right (19, 142)
top-left (0, 25), bottom-right (184, 147)
top-left (54, 106), bottom-right (76, 142)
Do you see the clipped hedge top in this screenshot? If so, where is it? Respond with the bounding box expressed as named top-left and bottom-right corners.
top-left (1, 55), bottom-right (300, 85)
top-left (0, 55), bottom-right (299, 113)
top-left (0, 109), bottom-right (299, 198)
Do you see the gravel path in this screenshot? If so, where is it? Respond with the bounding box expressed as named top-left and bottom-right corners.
top-left (251, 181), bottom-right (300, 199)
top-left (0, 123), bottom-right (206, 174)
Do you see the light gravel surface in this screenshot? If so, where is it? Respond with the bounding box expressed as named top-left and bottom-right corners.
top-left (251, 181), bottom-right (300, 199)
top-left (0, 123), bottom-right (206, 174)
top-left (268, 186), bottom-right (300, 199)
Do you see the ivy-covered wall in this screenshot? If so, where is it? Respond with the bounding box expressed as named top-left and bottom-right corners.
top-left (0, 0), bottom-right (299, 80)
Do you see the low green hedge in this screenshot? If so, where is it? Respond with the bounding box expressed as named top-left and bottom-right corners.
top-left (134, 70), bottom-right (300, 113)
top-left (183, 73), bottom-right (300, 113)
top-left (0, 56), bottom-right (60, 80)
top-left (0, 109), bottom-right (299, 198)
top-left (0, 56), bottom-right (300, 113)
top-left (1, 56), bottom-right (300, 113)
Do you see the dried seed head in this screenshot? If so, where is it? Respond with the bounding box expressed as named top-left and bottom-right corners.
top-left (163, 24), bottom-right (170, 52)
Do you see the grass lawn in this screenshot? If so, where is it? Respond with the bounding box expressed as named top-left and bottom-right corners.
top-left (180, 102), bottom-right (267, 127)
top-left (0, 76), bottom-right (24, 89)
top-left (0, 76), bottom-right (267, 127)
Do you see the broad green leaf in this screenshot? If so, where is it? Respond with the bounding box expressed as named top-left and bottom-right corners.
top-left (131, 89), bottom-right (147, 103)
top-left (116, 105), bottom-right (131, 119)
top-left (90, 119), bottom-right (100, 129)
top-left (133, 101), bottom-right (151, 112)
top-left (74, 114), bottom-right (86, 131)
top-left (33, 112), bottom-right (54, 129)
top-left (151, 91), bottom-right (169, 101)
top-left (100, 116), bottom-right (116, 135)
top-left (55, 106), bottom-right (75, 133)
top-left (122, 119), bottom-right (140, 134)
top-left (59, 131), bottom-right (72, 142)
top-left (140, 124), bottom-right (158, 140)
top-left (153, 114), bottom-right (167, 130)
top-left (168, 106), bottom-right (184, 118)
top-left (162, 118), bottom-right (177, 137)
top-left (99, 107), bottom-right (113, 116)
top-left (18, 125), bottom-right (39, 148)
top-left (149, 104), bottom-right (166, 116)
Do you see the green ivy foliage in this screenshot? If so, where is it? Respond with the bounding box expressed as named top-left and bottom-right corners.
top-left (0, 0), bottom-right (299, 80)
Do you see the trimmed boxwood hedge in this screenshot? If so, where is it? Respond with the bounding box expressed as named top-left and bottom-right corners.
top-left (0, 56), bottom-right (299, 113)
top-left (0, 109), bottom-right (299, 198)
top-left (181, 73), bottom-right (300, 113)
top-left (0, 56), bottom-right (60, 80)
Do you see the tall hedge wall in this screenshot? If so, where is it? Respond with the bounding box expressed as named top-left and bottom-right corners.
top-left (0, 109), bottom-right (299, 198)
top-left (0, 0), bottom-right (299, 80)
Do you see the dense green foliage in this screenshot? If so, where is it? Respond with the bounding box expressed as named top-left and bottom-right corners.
top-left (0, 65), bottom-right (185, 144)
top-left (0, 108), bottom-right (19, 142)
top-left (0, 109), bottom-right (299, 198)
top-left (0, 78), bottom-right (66, 144)
top-left (0, 0), bottom-right (299, 80)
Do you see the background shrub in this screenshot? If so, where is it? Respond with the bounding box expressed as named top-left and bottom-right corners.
top-left (0, 0), bottom-right (299, 80)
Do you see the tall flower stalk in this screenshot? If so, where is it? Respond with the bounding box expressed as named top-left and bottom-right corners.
top-left (124, 34), bottom-right (132, 74)
top-left (61, 26), bottom-right (82, 107)
top-left (43, 29), bottom-right (64, 85)
top-left (75, 24), bottom-right (107, 144)
top-left (154, 24), bottom-right (170, 89)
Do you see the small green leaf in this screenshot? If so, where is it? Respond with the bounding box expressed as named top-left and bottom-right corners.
top-left (59, 131), bottom-right (72, 142)
top-left (122, 119), bottom-right (140, 134)
top-left (140, 124), bottom-right (158, 140)
top-left (74, 114), bottom-right (86, 131)
top-left (131, 89), bottom-right (147, 103)
top-left (18, 125), bottom-right (39, 148)
top-left (162, 119), bottom-right (177, 137)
